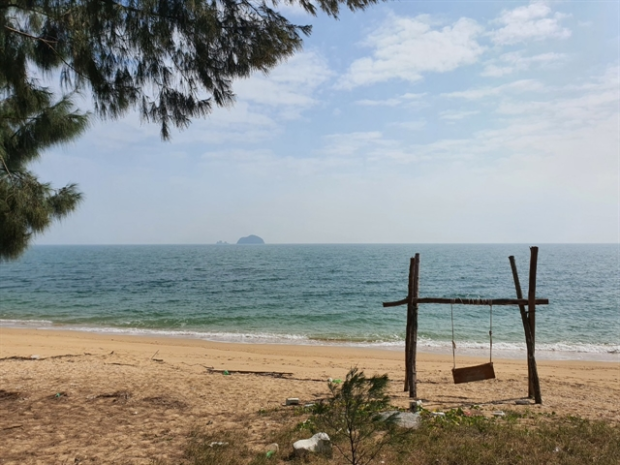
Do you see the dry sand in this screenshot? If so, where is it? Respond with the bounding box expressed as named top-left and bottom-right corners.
top-left (1, 328), bottom-right (618, 464)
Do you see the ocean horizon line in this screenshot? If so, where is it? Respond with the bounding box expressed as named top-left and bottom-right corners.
top-left (30, 242), bottom-right (620, 247)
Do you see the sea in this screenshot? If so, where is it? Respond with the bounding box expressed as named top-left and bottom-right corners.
top-left (1, 244), bottom-right (618, 362)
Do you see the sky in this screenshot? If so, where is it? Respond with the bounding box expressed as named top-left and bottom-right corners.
top-left (33, 0), bottom-right (618, 245)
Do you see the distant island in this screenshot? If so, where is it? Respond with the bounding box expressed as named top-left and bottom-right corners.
top-left (215, 241), bottom-right (229, 245)
top-left (237, 235), bottom-right (265, 245)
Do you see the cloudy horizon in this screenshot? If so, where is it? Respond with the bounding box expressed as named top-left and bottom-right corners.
top-left (31, 1), bottom-right (618, 245)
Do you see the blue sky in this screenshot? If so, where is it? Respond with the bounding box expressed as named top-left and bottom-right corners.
top-left (33, 1), bottom-right (618, 244)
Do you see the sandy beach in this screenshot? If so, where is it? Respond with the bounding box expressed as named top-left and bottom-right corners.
top-left (1, 328), bottom-right (618, 464)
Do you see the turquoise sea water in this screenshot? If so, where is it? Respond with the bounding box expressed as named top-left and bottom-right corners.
top-left (1, 244), bottom-right (618, 361)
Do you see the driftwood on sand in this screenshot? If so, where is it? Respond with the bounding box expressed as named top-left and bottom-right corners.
top-left (206, 368), bottom-right (293, 378)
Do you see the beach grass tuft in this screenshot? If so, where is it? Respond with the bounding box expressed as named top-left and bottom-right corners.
top-left (380, 409), bottom-right (620, 465)
top-left (184, 429), bottom-right (255, 465)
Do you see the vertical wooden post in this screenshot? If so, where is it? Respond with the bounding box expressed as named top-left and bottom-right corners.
top-left (509, 256), bottom-right (532, 396)
top-left (509, 255), bottom-right (542, 404)
top-left (528, 247), bottom-right (538, 346)
top-left (404, 257), bottom-right (415, 392)
top-left (409, 254), bottom-right (420, 398)
top-left (527, 247), bottom-right (541, 403)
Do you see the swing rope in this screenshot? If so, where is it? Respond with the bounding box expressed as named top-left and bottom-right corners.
top-left (450, 301), bottom-right (494, 369)
top-left (489, 304), bottom-right (493, 364)
top-left (451, 303), bottom-right (456, 369)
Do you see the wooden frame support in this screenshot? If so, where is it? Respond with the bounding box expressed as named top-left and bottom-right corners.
top-left (509, 252), bottom-right (542, 404)
top-left (384, 298), bottom-right (549, 307)
top-left (404, 254), bottom-right (419, 397)
top-left (527, 247), bottom-right (542, 403)
top-left (383, 247), bottom-right (547, 401)
top-left (404, 257), bottom-right (414, 392)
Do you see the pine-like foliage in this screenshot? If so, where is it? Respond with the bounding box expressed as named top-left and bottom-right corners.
top-left (1, 0), bottom-right (380, 139)
top-left (0, 0), bottom-right (380, 258)
top-left (0, 87), bottom-right (88, 261)
top-left (316, 368), bottom-right (392, 465)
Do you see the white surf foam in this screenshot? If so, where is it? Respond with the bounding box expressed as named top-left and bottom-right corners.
top-left (1, 319), bottom-right (617, 362)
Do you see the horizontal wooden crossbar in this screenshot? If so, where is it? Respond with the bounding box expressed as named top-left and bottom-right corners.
top-left (383, 297), bottom-right (549, 308)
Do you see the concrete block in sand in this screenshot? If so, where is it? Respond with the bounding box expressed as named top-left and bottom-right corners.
top-left (377, 411), bottom-right (422, 429)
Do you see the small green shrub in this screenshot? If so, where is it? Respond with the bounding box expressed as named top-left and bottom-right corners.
top-left (313, 367), bottom-right (392, 465)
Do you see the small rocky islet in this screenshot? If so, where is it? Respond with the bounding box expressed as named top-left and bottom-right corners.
top-left (236, 235), bottom-right (265, 244)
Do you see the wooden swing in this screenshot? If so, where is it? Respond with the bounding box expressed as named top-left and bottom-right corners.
top-left (383, 248), bottom-right (547, 400)
top-left (451, 303), bottom-right (495, 384)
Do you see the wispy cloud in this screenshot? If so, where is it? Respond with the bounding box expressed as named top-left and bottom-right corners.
top-left (414, 67), bottom-right (618, 168)
top-left (172, 101), bottom-right (279, 145)
top-left (355, 92), bottom-right (426, 107)
top-left (312, 66), bottom-right (618, 174)
top-left (319, 131), bottom-right (390, 157)
top-left (388, 120), bottom-right (427, 130)
top-left (235, 51), bottom-right (333, 118)
top-left (481, 51), bottom-right (568, 77)
top-left (439, 110), bottom-right (479, 120)
top-left (336, 14), bottom-right (484, 89)
top-left (201, 148), bottom-right (274, 162)
top-left (152, 52), bottom-right (334, 145)
top-left (441, 79), bottom-right (544, 99)
top-left (489, 2), bottom-right (571, 45)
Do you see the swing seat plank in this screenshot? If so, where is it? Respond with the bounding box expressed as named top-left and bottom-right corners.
top-left (452, 363), bottom-right (495, 384)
